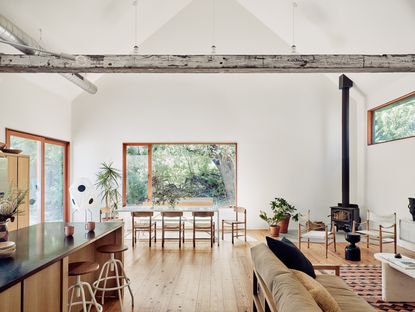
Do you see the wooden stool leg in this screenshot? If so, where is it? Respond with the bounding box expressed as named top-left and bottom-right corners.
top-left (179, 222), bottom-right (182, 249)
top-left (232, 223), bottom-right (234, 245)
top-left (193, 219), bottom-right (196, 248)
top-left (162, 221), bottom-right (165, 248)
top-left (211, 219), bottom-right (213, 248)
top-left (154, 223), bottom-right (157, 243)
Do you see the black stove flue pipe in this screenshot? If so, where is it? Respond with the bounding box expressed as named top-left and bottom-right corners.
top-left (339, 74), bottom-right (353, 208)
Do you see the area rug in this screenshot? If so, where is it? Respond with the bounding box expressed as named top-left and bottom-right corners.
top-left (340, 265), bottom-right (415, 311)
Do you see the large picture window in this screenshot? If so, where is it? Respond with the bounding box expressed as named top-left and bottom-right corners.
top-left (368, 91), bottom-right (415, 144)
top-left (6, 129), bottom-right (69, 224)
top-left (123, 143), bottom-right (237, 206)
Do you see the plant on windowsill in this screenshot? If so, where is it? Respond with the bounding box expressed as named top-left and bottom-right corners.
top-left (96, 162), bottom-right (122, 221)
top-left (259, 197), bottom-right (299, 237)
top-left (0, 187), bottom-right (27, 242)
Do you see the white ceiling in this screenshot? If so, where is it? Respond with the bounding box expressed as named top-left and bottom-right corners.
top-left (0, 0), bottom-right (414, 100)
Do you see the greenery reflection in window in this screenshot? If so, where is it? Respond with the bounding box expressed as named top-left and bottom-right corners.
top-left (126, 144), bottom-right (236, 206)
top-left (372, 93), bottom-right (415, 144)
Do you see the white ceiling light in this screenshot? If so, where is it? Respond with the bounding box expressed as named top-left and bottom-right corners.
top-left (291, 2), bottom-right (298, 54)
top-left (132, 0), bottom-right (139, 54)
top-left (211, 0), bottom-right (216, 54)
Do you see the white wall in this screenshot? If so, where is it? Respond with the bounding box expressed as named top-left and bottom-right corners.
top-left (365, 75), bottom-right (415, 250)
top-left (0, 74), bottom-right (71, 142)
top-left (71, 73), bottom-right (360, 228)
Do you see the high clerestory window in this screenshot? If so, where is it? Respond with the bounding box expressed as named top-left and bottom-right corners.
top-left (368, 91), bottom-right (415, 145)
top-left (123, 143), bottom-right (237, 206)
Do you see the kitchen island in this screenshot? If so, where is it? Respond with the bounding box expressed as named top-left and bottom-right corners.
top-left (0, 222), bottom-right (124, 312)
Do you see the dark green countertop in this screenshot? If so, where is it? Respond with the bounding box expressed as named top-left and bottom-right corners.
top-left (0, 222), bottom-right (123, 292)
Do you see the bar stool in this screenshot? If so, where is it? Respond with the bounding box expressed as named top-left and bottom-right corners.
top-left (68, 261), bottom-right (102, 312)
top-left (161, 211), bottom-right (185, 248)
top-left (92, 244), bottom-right (134, 311)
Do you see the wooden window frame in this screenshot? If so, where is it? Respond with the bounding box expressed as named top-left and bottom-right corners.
top-left (5, 128), bottom-right (70, 222)
top-left (368, 91), bottom-right (415, 145)
top-left (122, 142), bottom-right (238, 207)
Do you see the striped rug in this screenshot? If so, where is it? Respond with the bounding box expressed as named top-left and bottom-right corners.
top-left (340, 265), bottom-right (415, 311)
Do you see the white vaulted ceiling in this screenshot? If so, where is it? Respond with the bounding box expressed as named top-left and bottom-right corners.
top-left (0, 0), bottom-right (415, 100)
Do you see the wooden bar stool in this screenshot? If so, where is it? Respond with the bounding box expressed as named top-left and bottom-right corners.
top-left (68, 261), bottom-right (102, 312)
top-left (92, 244), bottom-right (134, 311)
top-left (222, 206), bottom-right (247, 244)
top-left (131, 211), bottom-right (157, 247)
top-left (161, 211), bottom-right (185, 248)
top-left (192, 211), bottom-right (215, 248)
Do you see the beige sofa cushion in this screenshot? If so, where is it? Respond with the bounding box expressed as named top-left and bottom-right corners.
top-left (251, 244), bottom-right (322, 312)
top-left (316, 274), bottom-right (375, 311)
top-left (291, 270), bottom-right (341, 312)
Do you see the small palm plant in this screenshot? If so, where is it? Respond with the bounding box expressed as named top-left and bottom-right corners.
top-left (96, 162), bottom-right (122, 219)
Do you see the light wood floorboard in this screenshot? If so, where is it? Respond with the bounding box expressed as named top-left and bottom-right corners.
top-left (103, 229), bottom-right (415, 311)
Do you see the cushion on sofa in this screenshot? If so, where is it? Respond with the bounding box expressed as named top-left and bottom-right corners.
top-left (266, 236), bottom-right (316, 278)
top-left (316, 274), bottom-right (375, 312)
top-left (251, 243), bottom-right (322, 312)
top-left (291, 269), bottom-right (341, 312)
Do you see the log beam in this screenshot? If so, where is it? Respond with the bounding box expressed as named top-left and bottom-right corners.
top-left (1, 54), bottom-right (415, 73)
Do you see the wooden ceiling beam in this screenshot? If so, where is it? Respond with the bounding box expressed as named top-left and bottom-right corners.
top-left (1, 54), bottom-right (415, 73)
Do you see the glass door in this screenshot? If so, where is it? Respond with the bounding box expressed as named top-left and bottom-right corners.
top-left (7, 129), bottom-right (69, 224)
top-left (44, 141), bottom-right (65, 222)
top-left (9, 135), bottom-right (42, 225)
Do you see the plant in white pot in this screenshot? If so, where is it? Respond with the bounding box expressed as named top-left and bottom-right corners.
top-left (95, 162), bottom-right (122, 221)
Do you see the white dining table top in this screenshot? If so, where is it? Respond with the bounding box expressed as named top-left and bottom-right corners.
top-left (118, 205), bottom-right (220, 213)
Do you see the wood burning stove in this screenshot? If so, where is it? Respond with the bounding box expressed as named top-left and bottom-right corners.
top-left (331, 75), bottom-right (360, 232)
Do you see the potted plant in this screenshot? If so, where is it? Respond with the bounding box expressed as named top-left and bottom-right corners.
top-left (270, 197), bottom-right (299, 233)
top-left (0, 187), bottom-right (27, 242)
top-left (96, 162), bottom-right (122, 220)
top-left (260, 197), bottom-right (299, 236)
top-left (259, 209), bottom-right (286, 237)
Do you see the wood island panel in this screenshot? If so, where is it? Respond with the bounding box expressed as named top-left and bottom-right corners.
top-left (23, 261), bottom-right (62, 312)
top-left (0, 282), bottom-right (21, 312)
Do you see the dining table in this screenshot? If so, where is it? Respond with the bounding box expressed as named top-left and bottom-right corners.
top-left (118, 205), bottom-right (221, 246)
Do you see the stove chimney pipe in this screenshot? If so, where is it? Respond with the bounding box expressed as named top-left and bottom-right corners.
top-left (339, 74), bottom-right (353, 208)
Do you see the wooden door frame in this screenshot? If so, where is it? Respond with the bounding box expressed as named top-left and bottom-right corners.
top-left (122, 142), bottom-right (238, 207)
top-left (5, 128), bottom-right (70, 222)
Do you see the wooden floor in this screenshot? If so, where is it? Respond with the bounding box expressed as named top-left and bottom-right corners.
top-left (104, 230), bottom-right (415, 312)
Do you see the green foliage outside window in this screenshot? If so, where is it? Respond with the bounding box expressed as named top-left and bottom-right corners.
top-left (373, 94), bottom-right (415, 144)
top-left (126, 144), bottom-right (236, 206)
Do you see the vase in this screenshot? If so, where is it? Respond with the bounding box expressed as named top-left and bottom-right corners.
top-left (0, 221), bottom-right (8, 242)
top-left (269, 225), bottom-right (280, 237)
top-left (278, 214), bottom-right (291, 233)
top-left (409, 198), bottom-right (415, 221)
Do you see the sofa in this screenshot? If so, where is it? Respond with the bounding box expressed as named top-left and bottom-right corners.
top-left (251, 243), bottom-right (375, 312)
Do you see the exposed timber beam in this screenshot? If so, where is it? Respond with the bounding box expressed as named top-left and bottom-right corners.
top-left (1, 54), bottom-right (415, 73)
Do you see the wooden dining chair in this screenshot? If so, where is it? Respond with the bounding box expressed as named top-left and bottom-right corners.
top-left (161, 211), bottom-right (185, 248)
top-left (131, 211), bottom-right (156, 247)
top-left (222, 206), bottom-right (247, 244)
top-left (192, 211), bottom-right (215, 248)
